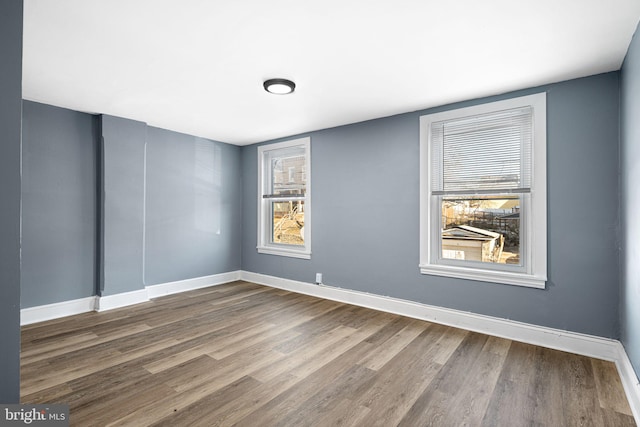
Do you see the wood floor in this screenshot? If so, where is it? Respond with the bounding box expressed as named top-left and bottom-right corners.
top-left (21, 281), bottom-right (635, 426)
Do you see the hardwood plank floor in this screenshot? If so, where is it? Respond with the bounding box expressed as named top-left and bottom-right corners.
top-left (21, 281), bottom-right (636, 426)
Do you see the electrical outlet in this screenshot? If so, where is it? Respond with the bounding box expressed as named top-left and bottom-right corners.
top-left (315, 273), bottom-right (323, 284)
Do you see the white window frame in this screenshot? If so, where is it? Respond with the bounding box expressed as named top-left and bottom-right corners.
top-left (257, 137), bottom-right (311, 259)
top-left (419, 93), bottom-right (547, 288)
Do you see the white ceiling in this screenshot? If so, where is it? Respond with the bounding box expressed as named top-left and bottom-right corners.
top-left (22, 0), bottom-right (640, 146)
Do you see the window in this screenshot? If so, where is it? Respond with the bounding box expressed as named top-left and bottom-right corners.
top-left (257, 137), bottom-right (311, 259)
top-left (419, 93), bottom-right (546, 288)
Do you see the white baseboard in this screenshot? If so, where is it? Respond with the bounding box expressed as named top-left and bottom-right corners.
top-left (20, 296), bottom-right (97, 326)
top-left (240, 270), bottom-right (639, 422)
top-left (146, 270), bottom-right (241, 299)
top-left (95, 289), bottom-right (150, 312)
top-left (240, 271), bottom-right (619, 360)
top-left (96, 271), bottom-right (242, 311)
top-left (22, 271), bottom-right (243, 319)
top-left (616, 343), bottom-right (640, 422)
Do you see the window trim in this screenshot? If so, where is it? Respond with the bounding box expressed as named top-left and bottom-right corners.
top-left (419, 93), bottom-right (547, 288)
top-left (257, 137), bottom-right (311, 259)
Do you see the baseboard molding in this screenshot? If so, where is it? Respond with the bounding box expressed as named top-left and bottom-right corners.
top-left (240, 271), bottom-right (619, 360)
top-left (25, 271), bottom-right (622, 362)
top-left (146, 271), bottom-right (241, 299)
top-left (97, 271), bottom-right (242, 311)
top-left (22, 271), bottom-right (244, 319)
top-left (615, 343), bottom-right (640, 422)
top-left (95, 289), bottom-right (150, 312)
top-left (20, 296), bottom-right (97, 326)
top-left (240, 270), bottom-right (639, 422)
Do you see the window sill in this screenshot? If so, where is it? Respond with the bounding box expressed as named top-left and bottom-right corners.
top-left (257, 246), bottom-right (311, 260)
top-left (419, 264), bottom-right (546, 289)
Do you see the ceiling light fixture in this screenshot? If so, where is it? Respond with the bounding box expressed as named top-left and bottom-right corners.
top-left (263, 78), bottom-right (295, 95)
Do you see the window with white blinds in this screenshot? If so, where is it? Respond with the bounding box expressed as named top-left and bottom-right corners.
top-left (420, 93), bottom-right (547, 289)
top-left (430, 106), bottom-right (532, 195)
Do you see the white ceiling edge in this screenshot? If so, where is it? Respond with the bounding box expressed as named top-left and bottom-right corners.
top-left (22, 0), bottom-right (640, 146)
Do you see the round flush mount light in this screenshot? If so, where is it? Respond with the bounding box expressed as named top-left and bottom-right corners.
top-left (263, 78), bottom-right (296, 95)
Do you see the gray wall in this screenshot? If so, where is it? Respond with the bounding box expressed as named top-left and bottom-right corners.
top-left (100, 116), bottom-right (243, 295)
top-left (0, 0), bottom-right (22, 403)
top-left (242, 72), bottom-right (621, 339)
top-left (144, 127), bottom-right (242, 285)
top-left (100, 115), bottom-right (147, 296)
top-left (22, 101), bottom-right (97, 308)
top-left (621, 24), bottom-right (640, 378)
top-left (20, 113), bottom-right (243, 303)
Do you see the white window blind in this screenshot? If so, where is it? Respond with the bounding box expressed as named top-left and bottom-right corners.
top-left (430, 106), bottom-right (533, 195)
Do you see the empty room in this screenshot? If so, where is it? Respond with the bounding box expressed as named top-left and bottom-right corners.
top-left (2, 0), bottom-right (640, 425)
